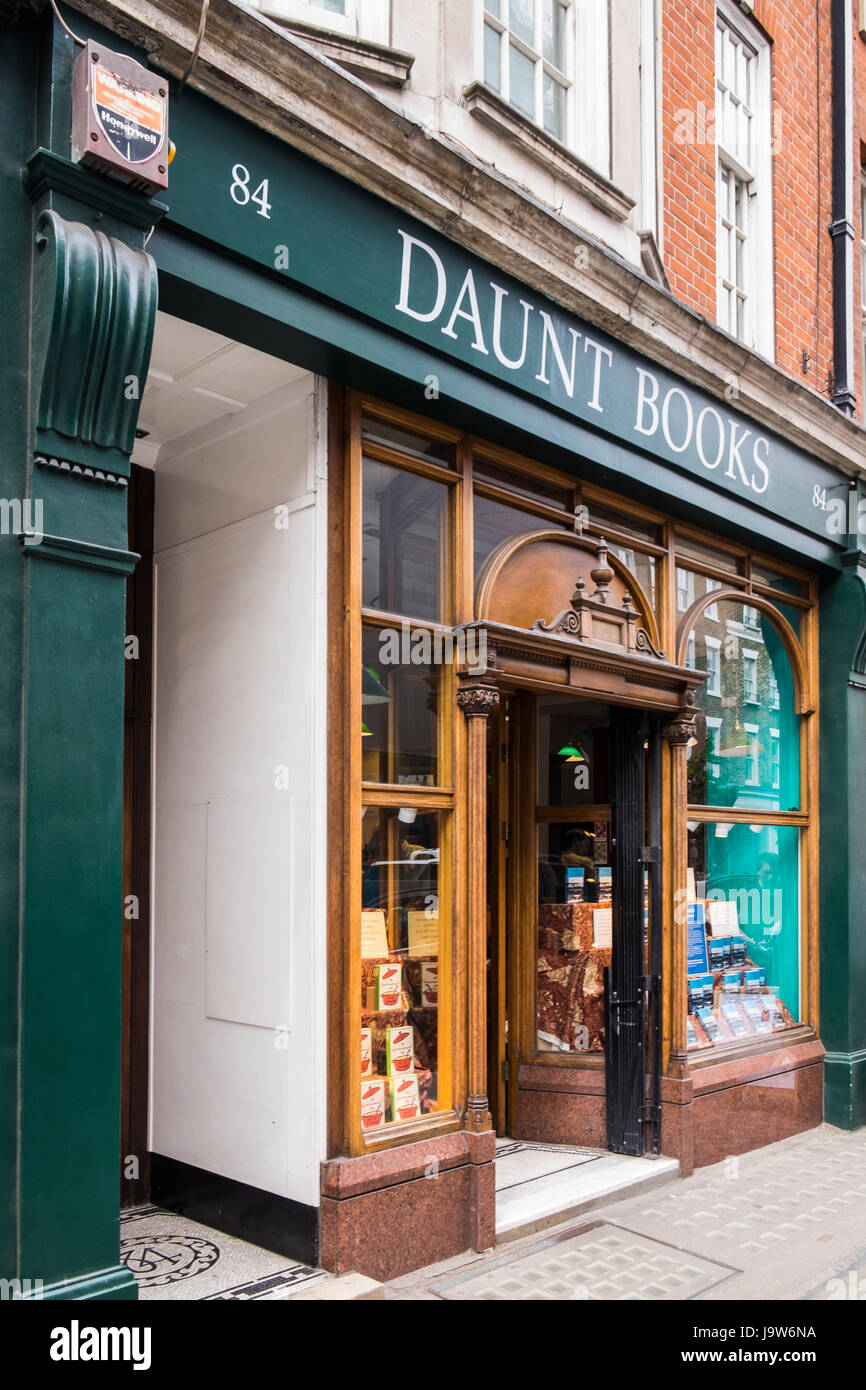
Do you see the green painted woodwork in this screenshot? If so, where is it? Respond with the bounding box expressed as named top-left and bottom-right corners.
top-left (155, 235), bottom-right (842, 569)
top-left (159, 88), bottom-right (844, 549)
top-left (66, 10), bottom-right (847, 556)
top-left (0, 12), bottom-right (36, 1283)
top-left (33, 210), bottom-right (158, 470)
top-left (819, 549), bottom-right (866, 1129)
top-left (0, 11), bottom-right (153, 1299)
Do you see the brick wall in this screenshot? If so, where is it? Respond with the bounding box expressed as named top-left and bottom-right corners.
top-left (853, 2), bottom-right (866, 418)
top-left (661, 0), bottom-right (841, 406)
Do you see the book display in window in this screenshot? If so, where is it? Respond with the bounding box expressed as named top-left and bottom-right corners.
top-left (686, 896), bottom-right (796, 1049)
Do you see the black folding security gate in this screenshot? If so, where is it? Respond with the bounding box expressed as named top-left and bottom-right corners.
top-left (604, 709), bottom-right (663, 1156)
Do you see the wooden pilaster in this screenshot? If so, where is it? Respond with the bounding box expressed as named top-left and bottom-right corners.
top-left (457, 680), bottom-right (500, 1132)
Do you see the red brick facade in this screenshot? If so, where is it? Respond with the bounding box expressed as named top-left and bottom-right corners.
top-left (660, 0), bottom-right (865, 411)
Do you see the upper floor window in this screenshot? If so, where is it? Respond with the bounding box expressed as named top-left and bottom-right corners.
top-left (261, 0), bottom-right (388, 43)
top-left (715, 2), bottom-right (773, 356)
top-left (480, 0), bottom-right (609, 173)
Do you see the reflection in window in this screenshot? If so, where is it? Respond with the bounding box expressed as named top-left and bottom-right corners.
top-left (473, 493), bottom-right (568, 579)
top-left (362, 458), bottom-right (448, 622)
top-left (361, 625), bottom-right (439, 786)
top-left (687, 600), bottom-right (800, 811)
top-left (677, 566), bottom-right (695, 612)
top-left (743, 650), bottom-right (758, 703)
top-left (686, 821), bottom-right (801, 1052)
top-left (361, 807), bottom-right (445, 1128)
top-left (705, 637), bottom-right (721, 695)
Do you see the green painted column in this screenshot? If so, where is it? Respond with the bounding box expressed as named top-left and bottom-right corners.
top-left (1, 11), bottom-right (159, 1299)
top-left (819, 536), bottom-right (866, 1131)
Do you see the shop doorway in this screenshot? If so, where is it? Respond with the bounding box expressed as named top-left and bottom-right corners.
top-left (118, 309), bottom-right (327, 1258)
top-left (488, 692), bottom-right (662, 1156)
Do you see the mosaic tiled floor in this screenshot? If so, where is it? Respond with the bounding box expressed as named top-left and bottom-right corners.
top-left (431, 1222), bottom-right (739, 1301)
top-left (120, 1205), bottom-right (326, 1301)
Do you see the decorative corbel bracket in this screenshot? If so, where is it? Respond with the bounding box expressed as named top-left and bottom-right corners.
top-left (32, 209), bottom-right (158, 474)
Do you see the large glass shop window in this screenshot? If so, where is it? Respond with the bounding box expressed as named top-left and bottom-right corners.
top-left (362, 458), bottom-right (449, 622)
top-left (361, 624), bottom-right (440, 786)
top-left (685, 822), bottom-right (801, 1050)
top-left (360, 807), bottom-right (446, 1129)
top-left (686, 595), bottom-right (800, 812)
top-left (683, 594), bottom-right (803, 1053)
top-left (535, 699), bottom-right (612, 1055)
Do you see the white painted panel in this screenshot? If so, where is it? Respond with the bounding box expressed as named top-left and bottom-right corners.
top-left (151, 800), bottom-right (206, 1010)
top-left (154, 378), bottom-right (315, 548)
top-left (149, 366), bottom-right (328, 1209)
top-left (205, 793), bottom-right (292, 1028)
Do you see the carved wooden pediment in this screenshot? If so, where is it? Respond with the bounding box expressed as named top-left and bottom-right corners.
top-left (476, 528), bottom-right (664, 658)
top-left (468, 528), bottom-right (704, 712)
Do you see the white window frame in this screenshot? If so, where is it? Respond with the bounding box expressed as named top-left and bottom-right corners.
top-left (704, 635), bottom-right (722, 696)
top-left (770, 727), bottom-right (780, 791)
top-left (259, 0), bottom-right (389, 43)
top-left (706, 715), bottom-right (722, 780)
top-left (744, 721), bottom-right (760, 786)
top-left (742, 603), bottom-right (759, 628)
top-left (686, 631), bottom-right (697, 670)
top-left (742, 647), bottom-right (759, 704)
top-left (676, 566), bottom-right (695, 613)
top-left (769, 667), bottom-right (780, 710)
top-left (477, 0), bottom-right (610, 174)
top-left (714, 0), bottom-right (774, 358)
top-left (705, 576), bottom-right (721, 621)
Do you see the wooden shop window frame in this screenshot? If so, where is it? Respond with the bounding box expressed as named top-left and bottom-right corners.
top-left (675, 583), bottom-right (819, 1067)
top-left (330, 387), bottom-right (821, 1156)
top-left (331, 393), bottom-right (467, 1157)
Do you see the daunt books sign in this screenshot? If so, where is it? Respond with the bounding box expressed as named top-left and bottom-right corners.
top-left (160, 86), bottom-right (844, 543)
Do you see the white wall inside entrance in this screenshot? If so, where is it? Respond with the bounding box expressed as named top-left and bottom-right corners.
top-left (142, 312), bottom-right (327, 1209)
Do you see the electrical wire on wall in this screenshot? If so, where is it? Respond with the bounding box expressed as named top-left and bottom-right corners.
top-left (48, 0), bottom-right (85, 46)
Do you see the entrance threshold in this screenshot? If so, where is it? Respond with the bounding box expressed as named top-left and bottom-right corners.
top-left (495, 1139), bottom-right (680, 1243)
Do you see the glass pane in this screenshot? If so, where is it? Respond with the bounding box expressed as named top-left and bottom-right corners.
top-left (474, 456), bottom-right (574, 509)
top-left (543, 72), bottom-right (566, 140)
top-left (361, 808), bottom-right (446, 1128)
top-left (509, 43), bottom-right (535, 118)
top-left (361, 415), bottom-right (455, 467)
top-left (586, 500), bottom-right (663, 545)
top-left (484, 0), bottom-right (502, 15)
top-left (687, 599), bottom-right (801, 811)
top-left (509, 0), bottom-right (535, 46)
top-left (686, 822), bottom-right (801, 1052)
top-left (362, 458), bottom-right (448, 622)
top-left (484, 22), bottom-right (502, 91)
top-left (542, 0), bottom-right (566, 68)
top-left (675, 535), bottom-right (742, 574)
top-left (537, 696), bottom-right (610, 808)
top-left (750, 564), bottom-right (809, 599)
top-left (474, 493), bottom-right (567, 579)
top-left (610, 545), bottom-right (657, 615)
top-left (537, 818), bottom-right (612, 1055)
top-left (361, 625), bottom-right (440, 786)
top-left (318, 0), bottom-right (346, 11)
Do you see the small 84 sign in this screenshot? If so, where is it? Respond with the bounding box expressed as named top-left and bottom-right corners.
top-left (230, 164), bottom-right (272, 219)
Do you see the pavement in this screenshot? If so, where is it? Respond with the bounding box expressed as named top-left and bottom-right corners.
top-left (384, 1123), bottom-right (866, 1300)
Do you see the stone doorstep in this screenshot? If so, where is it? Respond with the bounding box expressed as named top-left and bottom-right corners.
top-left (495, 1153), bottom-right (682, 1245)
top-left (284, 1271), bottom-right (383, 1301)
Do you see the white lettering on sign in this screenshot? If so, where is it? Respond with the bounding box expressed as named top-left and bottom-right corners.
top-left (393, 229), bottom-right (774, 500)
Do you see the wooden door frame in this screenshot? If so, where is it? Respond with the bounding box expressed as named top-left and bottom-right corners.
top-left (121, 463), bottom-right (154, 1206)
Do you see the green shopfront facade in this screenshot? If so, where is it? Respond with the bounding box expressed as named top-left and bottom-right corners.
top-left (2, 5), bottom-right (866, 1297)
